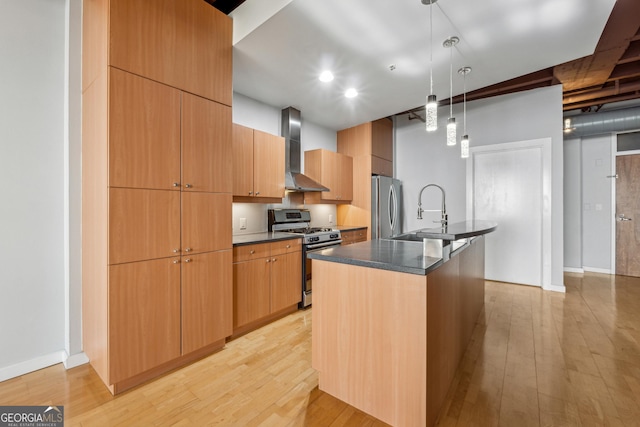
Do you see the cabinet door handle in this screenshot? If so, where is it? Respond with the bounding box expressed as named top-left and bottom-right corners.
top-left (173, 248), bottom-right (180, 253)
top-left (250, 249), bottom-right (255, 254)
top-left (185, 184), bottom-right (192, 189)
top-left (184, 258), bottom-right (192, 263)
top-left (185, 247), bottom-right (192, 252)
top-left (255, 191), bottom-right (260, 195)
top-left (172, 259), bottom-right (180, 264)
top-left (271, 258), bottom-right (277, 262)
top-left (249, 191), bottom-right (253, 195)
top-left (286, 244), bottom-right (290, 248)
top-left (266, 259), bottom-right (271, 263)
top-left (172, 182), bottom-right (180, 187)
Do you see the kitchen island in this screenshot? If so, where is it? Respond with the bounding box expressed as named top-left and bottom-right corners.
top-left (309, 232), bottom-right (489, 427)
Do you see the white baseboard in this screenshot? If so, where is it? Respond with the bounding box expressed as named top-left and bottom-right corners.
top-left (583, 267), bottom-right (612, 275)
top-left (564, 267), bottom-right (584, 273)
top-left (543, 283), bottom-right (566, 293)
top-left (0, 351), bottom-right (65, 383)
top-left (63, 351), bottom-right (89, 369)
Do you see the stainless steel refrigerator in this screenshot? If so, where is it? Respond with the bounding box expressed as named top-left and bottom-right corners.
top-left (371, 176), bottom-right (402, 239)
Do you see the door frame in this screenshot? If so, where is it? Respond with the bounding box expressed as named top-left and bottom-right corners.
top-left (611, 132), bottom-right (640, 274)
top-left (466, 138), bottom-right (553, 290)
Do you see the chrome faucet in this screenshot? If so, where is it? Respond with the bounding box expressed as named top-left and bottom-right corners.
top-left (417, 184), bottom-right (448, 227)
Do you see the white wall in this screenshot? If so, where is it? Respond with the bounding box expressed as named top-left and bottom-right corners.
top-left (563, 137), bottom-right (582, 270)
top-left (232, 93), bottom-right (338, 234)
top-left (396, 85), bottom-right (564, 290)
top-left (0, 0), bottom-right (70, 379)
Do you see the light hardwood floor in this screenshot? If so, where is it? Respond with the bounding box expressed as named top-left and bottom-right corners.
top-left (1, 272), bottom-right (639, 426)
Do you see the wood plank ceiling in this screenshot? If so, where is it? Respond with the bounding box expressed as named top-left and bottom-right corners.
top-left (210, 0), bottom-right (640, 114)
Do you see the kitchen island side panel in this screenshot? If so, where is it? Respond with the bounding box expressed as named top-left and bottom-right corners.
top-left (311, 260), bottom-right (427, 427)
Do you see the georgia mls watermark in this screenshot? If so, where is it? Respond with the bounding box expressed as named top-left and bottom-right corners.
top-left (0, 406), bottom-right (63, 427)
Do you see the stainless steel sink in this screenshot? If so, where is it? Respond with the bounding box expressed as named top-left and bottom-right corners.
top-left (390, 234), bottom-right (469, 259)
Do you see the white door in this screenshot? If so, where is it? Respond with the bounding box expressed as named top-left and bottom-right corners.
top-left (468, 141), bottom-right (549, 286)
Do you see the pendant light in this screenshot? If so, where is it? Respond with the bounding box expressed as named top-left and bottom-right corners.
top-left (443, 36), bottom-right (458, 146)
top-left (458, 66), bottom-right (471, 158)
top-left (423, 0), bottom-right (438, 132)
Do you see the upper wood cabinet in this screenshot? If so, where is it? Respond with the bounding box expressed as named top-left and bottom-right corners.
top-left (181, 192), bottom-right (232, 255)
top-left (182, 93), bottom-right (232, 193)
top-left (109, 70), bottom-right (232, 192)
top-left (109, 68), bottom-right (181, 190)
top-left (109, 0), bottom-right (232, 106)
top-left (232, 124), bottom-right (285, 200)
top-left (338, 118), bottom-right (393, 177)
top-left (304, 149), bottom-right (353, 203)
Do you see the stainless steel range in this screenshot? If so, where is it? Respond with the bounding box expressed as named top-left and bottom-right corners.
top-left (268, 209), bottom-right (342, 307)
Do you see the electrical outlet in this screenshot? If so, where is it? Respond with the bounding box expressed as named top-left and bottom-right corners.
top-left (328, 214), bottom-right (333, 224)
top-left (240, 218), bottom-right (247, 230)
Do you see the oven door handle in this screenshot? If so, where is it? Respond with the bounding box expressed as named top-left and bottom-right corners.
top-left (306, 240), bottom-right (342, 250)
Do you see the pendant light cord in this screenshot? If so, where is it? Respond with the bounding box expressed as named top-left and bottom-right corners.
top-left (463, 72), bottom-right (467, 134)
top-left (449, 46), bottom-right (453, 118)
top-left (429, 3), bottom-right (433, 94)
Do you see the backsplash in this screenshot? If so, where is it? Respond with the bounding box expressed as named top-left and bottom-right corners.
top-left (232, 193), bottom-right (337, 234)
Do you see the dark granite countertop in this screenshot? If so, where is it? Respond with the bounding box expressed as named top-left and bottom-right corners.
top-left (307, 239), bottom-right (443, 275)
top-left (414, 220), bottom-right (497, 240)
top-left (232, 232), bottom-right (301, 247)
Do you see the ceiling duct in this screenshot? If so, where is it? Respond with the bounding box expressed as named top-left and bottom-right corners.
top-left (281, 107), bottom-right (329, 192)
top-left (565, 106), bottom-right (640, 138)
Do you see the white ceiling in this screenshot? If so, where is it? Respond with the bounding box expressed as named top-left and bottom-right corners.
top-left (231, 0), bottom-right (616, 131)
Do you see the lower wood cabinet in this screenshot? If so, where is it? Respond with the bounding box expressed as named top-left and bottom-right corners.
top-left (233, 239), bottom-right (302, 332)
top-left (107, 250), bottom-right (232, 386)
top-left (340, 228), bottom-right (368, 245)
top-left (181, 250), bottom-right (233, 354)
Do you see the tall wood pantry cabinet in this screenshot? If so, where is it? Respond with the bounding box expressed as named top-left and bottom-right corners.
top-left (82, 0), bottom-right (233, 394)
top-left (336, 118), bottom-right (393, 240)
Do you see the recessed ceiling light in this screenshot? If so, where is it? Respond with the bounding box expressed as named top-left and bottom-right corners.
top-left (319, 71), bottom-right (334, 82)
top-left (345, 88), bottom-right (358, 98)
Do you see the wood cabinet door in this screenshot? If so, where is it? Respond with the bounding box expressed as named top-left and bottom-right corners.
top-left (233, 258), bottom-right (271, 328)
top-left (108, 257), bottom-right (181, 383)
top-left (339, 153), bottom-right (354, 201)
top-left (181, 250), bottom-right (232, 354)
top-left (270, 251), bottom-right (302, 312)
top-left (181, 192), bottom-right (232, 255)
top-left (108, 68), bottom-right (181, 190)
top-left (232, 124), bottom-right (254, 197)
top-left (253, 130), bottom-right (285, 199)
top-left (109, 188), bottom-right (181, 264)
top-left (109, 0), bottom-right (232, 105)
top-left (371, 118), bottom-right (393, 161)
top-left (182, 94), bottom-right (232, 193)
top-left (320, 150), bottom-right (339, 200)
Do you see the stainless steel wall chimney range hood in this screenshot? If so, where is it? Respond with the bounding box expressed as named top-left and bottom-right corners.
top-left (281, 107), bottom-right (329, 192)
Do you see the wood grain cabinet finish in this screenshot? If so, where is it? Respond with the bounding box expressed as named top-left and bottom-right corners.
top-left (232, 124), bottom-right (285, 200)
top-left (336, 118), bottom-right (393, 239)
top-left (304, 149), bottom-right (353, 203)
top-left (181, 250), bottom-right (233, 355)
top-left (82, 0), bottom-right (233, 394)
top-left (340, 229), bottom-right (368, 246)
top-left (108, 188), bottom-right (181, 264)
top-left (108, 258), bottom-right (181, 384)
top-left (232, 239), bottom-right (302, 330)
top-left (108, 68), bottom-right (181, 190)
top-left (182, 93), bottom-right (232, 193)
top-left (109, 0), bottom-right (232, 106)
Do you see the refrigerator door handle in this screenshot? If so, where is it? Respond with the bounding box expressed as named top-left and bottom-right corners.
top-left (389, 184), bottom-right (397, 232)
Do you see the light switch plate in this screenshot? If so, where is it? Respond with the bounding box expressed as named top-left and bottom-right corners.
top-left (240, 218), bottom-right (247, 230)
top-left (329, 214), bottom-right (333, 224)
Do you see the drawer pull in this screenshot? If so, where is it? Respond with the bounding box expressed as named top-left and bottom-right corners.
top-left (286, 244), bottom-right (291, 248)
top-left (250, 250), bottom-right (255, 254)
